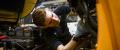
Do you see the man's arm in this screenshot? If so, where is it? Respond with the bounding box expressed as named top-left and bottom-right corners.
top-left (57, 38), bottom-right (78, 50)
top-left (56, 20), bottom-right (91, 50)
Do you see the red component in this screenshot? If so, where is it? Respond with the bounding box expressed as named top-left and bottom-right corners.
top-left (0, 35), bottom-right (8, 40)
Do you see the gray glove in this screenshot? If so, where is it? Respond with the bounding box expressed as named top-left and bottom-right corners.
top-left (73, 20), bottom-right (91, 42)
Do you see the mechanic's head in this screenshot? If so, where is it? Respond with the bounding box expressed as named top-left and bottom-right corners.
top-left (32, 8), bottom-right (60, 28)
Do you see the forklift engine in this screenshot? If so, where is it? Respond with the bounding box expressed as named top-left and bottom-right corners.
top-left (0, 0), bottom-right (40, 50)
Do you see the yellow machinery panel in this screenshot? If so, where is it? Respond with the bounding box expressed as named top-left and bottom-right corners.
top-left (21, 0), bottom-right (37, 18)
top-left (0, 0), bottom-right (37, 25)
top-left (97, 0), bottom-right (120, 50)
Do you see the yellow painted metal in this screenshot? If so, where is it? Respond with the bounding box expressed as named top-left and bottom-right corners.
top-left (0, 48), bottom-right (3, 50)
top-left (96, 4), bottom-right (113, 50)
top-left (96, 0), bottom-right (120, 50)
top-left (20, 0), bottom-right (37, 18)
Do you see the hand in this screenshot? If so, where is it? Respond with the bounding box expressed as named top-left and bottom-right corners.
top-left (73, 21), bottom-right (91, 41)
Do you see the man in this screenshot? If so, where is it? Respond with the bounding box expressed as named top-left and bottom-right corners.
top-left (32, 6), bottom-right (90, 50)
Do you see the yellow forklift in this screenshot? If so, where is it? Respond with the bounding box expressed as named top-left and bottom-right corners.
top-left (0, 0), bottom-right (120, 50)
top-left (96, 0), bottom-right (120, 50)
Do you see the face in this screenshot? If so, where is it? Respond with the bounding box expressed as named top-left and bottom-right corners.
top-left (43, 11), bottom-right (60, 28)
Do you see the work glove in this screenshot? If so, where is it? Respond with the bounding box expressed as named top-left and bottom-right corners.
top-left (73, 20), bottom-right (92, 42)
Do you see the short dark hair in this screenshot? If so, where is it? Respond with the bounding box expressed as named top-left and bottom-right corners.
top-left (32, 8), bottom-right (46, 26)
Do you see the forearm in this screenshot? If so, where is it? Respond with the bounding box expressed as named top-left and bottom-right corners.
top-left (57, 38), bottom-right (79, 50)
top-left (63, 38), bottom-right (78, 50)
